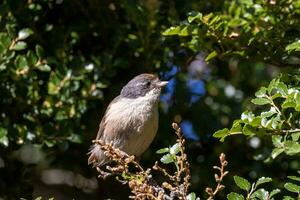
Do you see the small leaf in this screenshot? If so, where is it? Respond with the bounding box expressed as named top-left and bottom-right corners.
top-left (284, 182), bottom-right (300, 193)
top-left (255, 87), bottom-right (267, 98)
top-left (213, 128), bottom-right (229, 142)
top-left (287, 176), bottom-right (300, 182)
top-left (272, 135), bottom-right (283, 148)
top-left (285, 40), bottom-right (300, 54)
top-left (233, 176), bottom-right (251, 191)
top-left (170, 143), bottom-right (180, 155)
top-left (205, 50), bottom-right (218, 62)
top-left (186, 192), bottom-right (196, 200)
top-left (251, 98), bottom-right (271, 105)
top-left (156, 147), bottom-right (169, 154)
top-left (227, 192), bottom-right (244, 200)
top-left (291, 132), bottom-right (300, 141)
top-left (162, 26), bottom-right (181, 36)
top-left (18, 28), bottom-right (34, 40)
top-left (256, 177), bottom-right (272, 187)
top-left (271, 148), bottom-right (284, 159)
top-left (12, 41), bottom-right (27, 50)
top-left (160, 154), bottom-right (174, 164)
top-left (270, 189), bottom-right (280, 198)
top-left (188, 12), bottom-right (203, 23)
top-left (35, 44), bottom-right (44, 58)
top-left (252, 188), bottom-right (269, 200)
top-left (282, 101), bottom-right (296, 109)
top-left (37, 64), bottom-right (51, 72)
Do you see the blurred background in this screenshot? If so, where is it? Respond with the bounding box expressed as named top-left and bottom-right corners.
top-left (0, 0), bottom-right (299, 199)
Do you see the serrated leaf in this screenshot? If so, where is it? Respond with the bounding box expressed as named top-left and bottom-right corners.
top-left (270, 189), bottom-right (280, 198)
top-left (251, 98), bottom-right (271, 105)
top-left (287, 176), bottom-right (300, 182)
top-left (18, 28), bottom-right (33, 40)
top-left (227, 192), bottom-right (244, 200)
top-left (213, 128), bottom-right (229, 142)
top-left (256, 177), bottom-right (272, 187)
top-left (160, 154), bottom-right (174, 164)
top-left (156, 147), bottom-right (169, 154)
top-left (205, 50), bottom-right (218, 62)
top-left (170, 143), bottom-right (180, 155)
top-left (284, 182), bottom-right (300, 193)
top-left (12, 41), bottom-right (27, 50)
top-left (186, 192), bottom-right (196, 200)
top-left (234, 176), bottom-right (251, 191)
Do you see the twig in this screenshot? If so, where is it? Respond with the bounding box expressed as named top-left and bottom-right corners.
top-left (205, 153), bottom-right (229, 200)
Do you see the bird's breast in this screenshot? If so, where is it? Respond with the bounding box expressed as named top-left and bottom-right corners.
top-left (105, 95), bottom-right (159, 156)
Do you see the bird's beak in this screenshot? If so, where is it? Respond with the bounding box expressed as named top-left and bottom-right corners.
top-left (156, 81), bottom-right (168, 88)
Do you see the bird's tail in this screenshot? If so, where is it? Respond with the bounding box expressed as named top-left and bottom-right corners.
top-left (87, 144), bottom-right (107, 167)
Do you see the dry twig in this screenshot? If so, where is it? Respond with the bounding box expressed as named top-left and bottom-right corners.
top-left (205, 153), bottom-right (229, 200)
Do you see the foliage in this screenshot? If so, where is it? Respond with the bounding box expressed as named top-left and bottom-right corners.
top-left (1, 0), bottom-right (300, 199)
top-left (213, 73), bottom-right (300, 159)
top-left (163, 0), bottom-right (300, 65)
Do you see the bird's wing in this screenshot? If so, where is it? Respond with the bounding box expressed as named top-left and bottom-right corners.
top-left (95, 95), bottom-right (121, 140)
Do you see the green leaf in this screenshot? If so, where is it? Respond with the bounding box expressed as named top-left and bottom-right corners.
top-left (242, 124), bottom-right (256, 136)
top-left (160, 153), bottom-right (174, 164)
top-left (35, 45), bottom-right (44, 58)
top-left (283, 196), bottom-right (294, 200)
top-left (186, 192), bottom-right (196, 200)
top-left (285, 40), bottom-right (300, 54)
top-left (261, 108), bottom-right (277, 118)
top-left (12, 41), bottom-right (27, 50)
top-left (252, 188), bottom-right (269, 200)
top-left (18, 28), bottom-right (34, 40)
top-left (37, 64), bottom-right (51, 72)
top-left (213, 128), bottom-right (229, 142)
top-left (271, 148), bottom-right (284, 159)
top-left (251, 98), bottom-right (271, 105)
top-left (255, 177), bottom-right (272, 187)
top-left (282, 101), bottom-right (296, 109)
top-left (205, 50), bottom-right (218, 62)
top-left (291, 132), bottom-right (300, 141)
top-left (255, 87), bottom-right (267, 98)
top-left (162, 26), bottom-right (181, 36)
top-left (284, 182), bottom-right (300, 193)
top-left (188, 12), bottom-right (203, 23)
top-left (15, 56), bottom-right (28, 69)
top-left (272, 135), bottom-right (283, 148)
top-left (284, 141), bottom-right (300, 155)
top-left (27, 50), bottom-right (38, 66)
top-left (227, 192), bottom-right (244, 200)
top-left (287, 176), bottom-right (300, 182)
top-left (269, 189), bottom-right (280, 198)
top-left (233, 176), bottom-right (251, 191)
top-left (170, 143), bottom-right (180, 155)
top-left (0, 127), bottom-right (8, 147)
top-left (156, 147), bottom-right (169, 154)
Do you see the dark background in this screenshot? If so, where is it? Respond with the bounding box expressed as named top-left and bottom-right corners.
top-left (0, 0), bottom-right (299, 199)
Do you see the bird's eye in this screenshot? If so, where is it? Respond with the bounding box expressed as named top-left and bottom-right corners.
top-left (146, 81), bottom-right (151, 87)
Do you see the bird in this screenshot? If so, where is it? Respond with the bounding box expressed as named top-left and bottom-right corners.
top-left (88, 73), bottom-right (168, 166)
